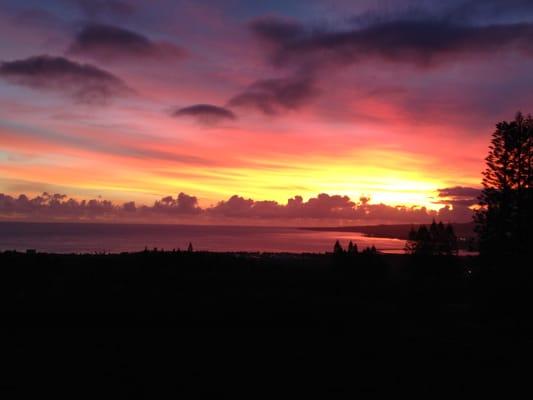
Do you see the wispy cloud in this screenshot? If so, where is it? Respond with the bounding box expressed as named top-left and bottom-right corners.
top-left (228, 76), bottom-right (318, 115)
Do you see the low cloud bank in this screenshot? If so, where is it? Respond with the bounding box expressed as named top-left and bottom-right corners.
top-left (0, 189), bottom-right (480, 225)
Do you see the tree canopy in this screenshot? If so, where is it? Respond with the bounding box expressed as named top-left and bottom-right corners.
top-left (405, 220), bottom-right (458, 256)
top-left (475, 112), bottom-right (533, 257)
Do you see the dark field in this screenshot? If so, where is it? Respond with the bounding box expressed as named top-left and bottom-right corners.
top-left (1, 251), bottom-right (531, 395)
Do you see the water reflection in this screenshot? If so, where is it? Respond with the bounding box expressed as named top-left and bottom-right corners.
top-left (0, 222), bottom-right (406, 254)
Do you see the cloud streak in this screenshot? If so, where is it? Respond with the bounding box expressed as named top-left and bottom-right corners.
top-left (68, 24), bottom-right (185, 61)
top-left (228, 76), bottom-right (318, 114)
top-left (434, 186), bottom-right (481, 221)
top-left (437, 186), bottom-right (481, 199)
top-left (250, 16), bottom-right (533, 68)
top-left (172, 104), bottom-right (236, 124)
top-left (435, 186), bottom-right (481, 207)
top-left (0, 55), bottom-right (130, 103)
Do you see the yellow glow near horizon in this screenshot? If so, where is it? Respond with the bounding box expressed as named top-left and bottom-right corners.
top-left (146, 151), bottom-right (445, 210)
top-left (1, 119), bottom-right (480, 212)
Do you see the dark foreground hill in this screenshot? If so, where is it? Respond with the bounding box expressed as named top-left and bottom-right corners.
top-left (1, 250), bottom-right (532, 396)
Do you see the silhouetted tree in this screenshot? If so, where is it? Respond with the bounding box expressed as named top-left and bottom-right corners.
top-left (347, 241), bottom-right (358, 255)
top-left (361, 245), bottom-right (377, 255)
top-left (415, 225), bottom-right (432, 256)
top-left (444, 223), bottom-right (458, 256)
top-left (187, 242), bottom-right (194, 252)
top-left (333, 240), bottom-right (344, 255)
top-left (475, 112), bottom-right (533, 257)
top-left (404, 221), bottom-right (458, 256)
top-left (405, 226), bottom-right (418, 254)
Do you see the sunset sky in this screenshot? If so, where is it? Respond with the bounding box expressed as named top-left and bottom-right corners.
top-left (1, 0), bottom-right (532, 224)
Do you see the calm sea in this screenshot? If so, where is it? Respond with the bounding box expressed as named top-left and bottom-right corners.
top-left (0, 222), bottom-right (406, 254)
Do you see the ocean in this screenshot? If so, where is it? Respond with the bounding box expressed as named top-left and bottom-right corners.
top-left (0, 222), bottom-right (406, 254)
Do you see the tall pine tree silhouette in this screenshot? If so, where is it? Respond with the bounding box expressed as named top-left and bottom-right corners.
top-left (475, 112), bottom-right (533, 257)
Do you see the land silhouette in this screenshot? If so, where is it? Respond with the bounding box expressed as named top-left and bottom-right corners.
top-left (2, 112), bottom-right (533, 396)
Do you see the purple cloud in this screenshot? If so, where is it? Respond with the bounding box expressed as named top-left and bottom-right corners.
top-left (173, 104), bottom-right (236, 124)
top-left (68, 24), bottom-right (185, 61)
top-left (152, 193), bottom-right (202, 215)
top-left (228, 76), bottom-right (318, 115)
top-left (437, 186), bottom-right (481, 199)
top-left (250, 16), bottom-right (533, 68)
top-left (433, 186), bottom-right (480, 222)
top-left (0, 55), bottom-right (130, 103)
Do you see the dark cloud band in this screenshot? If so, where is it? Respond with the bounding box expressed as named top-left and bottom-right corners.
top-left (250, 16), bottom-right (533, 68)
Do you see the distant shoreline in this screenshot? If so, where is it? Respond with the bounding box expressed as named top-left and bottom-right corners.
top-left (0, 220), bottom-right (475, 236)
top-left (0, 220), bottom-right (477, 254)
top-left (302, 222), bottom-right (476, 240)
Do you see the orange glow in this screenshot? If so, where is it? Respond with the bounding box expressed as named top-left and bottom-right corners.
top-left (1, 115), bottom-right (482, 210)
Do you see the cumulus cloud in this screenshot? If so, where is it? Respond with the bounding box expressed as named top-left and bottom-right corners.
top-left (228, 76), bottom-right (318, 115)
top-left (209, 195), bottom-right (284, 218)
top-left (0, 192), bottom-right (200, 221)
top-left (285, 194), bottom-right (357, 219)
top-left (249, 15), bottom-right (533, 68)
top-left (68, 24), bottom-right (185, 61)
top-left (0, 191), bottom-right (476, 223)
top-left (152, 193), bottom-right (202, 215)
top-left (209, 193), bottom-right (357, 220)
top-left (172, 104), bottom-right (236, 124)
top-left (0, 193), bottom-right (116, 219)
top-left (0, 55), bottom-right (130, 103)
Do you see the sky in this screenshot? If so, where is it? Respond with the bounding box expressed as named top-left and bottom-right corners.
top-left (1, 0), bottom-right (532, 224)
